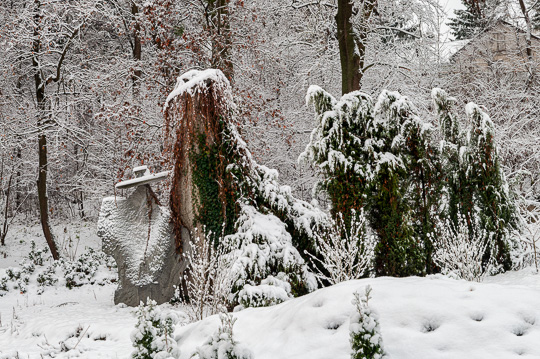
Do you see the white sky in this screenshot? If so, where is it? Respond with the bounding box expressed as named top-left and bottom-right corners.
top-left (439, 0), bottom-right (467, 39)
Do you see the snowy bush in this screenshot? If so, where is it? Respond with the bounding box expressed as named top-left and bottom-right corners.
top-left (0, 276), bottom-right (7, 296)
top-left (0, 268), bottom-right (29, 295)
top-left (431, 214), bottom-right (496, 282)
top-left (350, 285), bottom-right (386, 359)
top-left (4, 267), bottom-right (29, 294)
top-left (177, 204), bottom-right (316, 314)
top-left (308, 209), bottom-right (375, 285)
top-left (301, 86), bottom-right (434, 277)
top-left (179, 207), bottom-right (316, 313)
top-left (28, 240), bottom-right (49, 266)
top-left (60, 248), bottom-right (107, 289)
top-left (131, 299), bottom-right (180, 359)
top-left (513, 203), bottom-right (540, 271)
top-left (237, 274), bottom-right (292, 308)
top-left (181, 229), bottom-right (235, 322)
top-left (192, 312), bottom-right (253, 359)
top-left (36, 264), bottom-right (59, 293)
top-left (226, 204), bottom-right (317, 309)
top-left (19, 258), bottom-right (35, 274)
top-left (0, 246), bottom-right (116, 297)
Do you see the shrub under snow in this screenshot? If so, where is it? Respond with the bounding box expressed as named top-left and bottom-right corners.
top-left (180, 230), bottom-right (235, 321)
top-left (192, 312), bottom-right (253, 359)
top-left (350, 285), bottom-right (386, 359)
top-left (131, 299), bottom-right (180, 359)
top-left (226, 204), bottom-right (317, 309)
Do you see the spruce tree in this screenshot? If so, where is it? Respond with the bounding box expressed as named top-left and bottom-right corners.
top-left (447, 0), bottom-right (502, 40)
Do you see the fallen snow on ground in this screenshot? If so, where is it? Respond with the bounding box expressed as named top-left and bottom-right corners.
top-left (177, 273), bottom-right (540, 359)
top-left (0, 221), bottom-right (136, 358)
top-left (0, 220), bottom-right (101, 268)
top-left (1, 222), bottom-right (540, 358)
top-left (0, 284), bottom-right (135, 358)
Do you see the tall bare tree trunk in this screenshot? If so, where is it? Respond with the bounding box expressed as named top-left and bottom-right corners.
top-left (15, 145), bottom-right (21, 209)
top-left (131, 0), bottom-right (142, 99)
top-left (518, 0), bottom-right (535, 85)
top-left (336, 0), bottom-right (376, 94)
top-left (1, 173), bottom-right (13, 246)
top-left (208, 0), bottom-right (234, 81)
top-left (33, 0), bottom-right (60, 260)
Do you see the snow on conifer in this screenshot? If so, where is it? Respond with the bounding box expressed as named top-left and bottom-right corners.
top-left (226, 204), bottom-right (317, 309)
top-left (131, 299), bottom-right (180, 359)
top-left (192, 312), bottom-right (253, 359)
top-left (349, 285), bottom-right (386, 359)
top-left (432, 88), bottom-right (517, 271)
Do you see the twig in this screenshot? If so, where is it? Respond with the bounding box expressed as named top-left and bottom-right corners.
top-left (73, 325), bottom-right (90, 350)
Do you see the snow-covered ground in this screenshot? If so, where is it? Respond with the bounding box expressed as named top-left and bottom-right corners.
top-left (0, 221), bottom-right (137, 358)
top-left (178, 274), bottom-right (540, 359)
top-left (1, 222), bottom-right (540, 358)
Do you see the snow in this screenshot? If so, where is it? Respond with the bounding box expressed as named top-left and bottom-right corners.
top-left (226, 204), bottom-right (317, 305)
top-left (1, 223), bottom-right (540, 358)
top-left (176, 274), bottom-right (540, 359)
top-left (98, 186), bottom-right (173, 286)
top-left (164, 69), bottom-right (232, 110)
top-left (115, 170), bottom-right (170, 190)
top-left (0, 222), bottom-right (136, 358)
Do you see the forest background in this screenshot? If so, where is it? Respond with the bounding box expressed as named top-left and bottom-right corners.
top-left (0, 0), bottom-right (539, 256)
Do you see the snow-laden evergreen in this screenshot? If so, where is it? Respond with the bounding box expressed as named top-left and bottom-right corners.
top-left (299, 86), bottom-right (374, 224)
top-left (301, 85), bottom-right (519, 277)
top-left (131, 299), bottom-right (180, 359)
top-left (226, 204), bottom-right (316, 308)
top-left (464, 102), bottom-right (517, 269)
top-left (192, 312), bottom-right (253, 359)
top-left (301, 86), bottom-right (436, 277)
top-left (432, 88), bottom-right (517, 271)
top-left (349, 285), bottom-right (386, 359)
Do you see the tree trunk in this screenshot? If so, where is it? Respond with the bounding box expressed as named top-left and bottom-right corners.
top-left (131, 0), bottom-right (142, 99)
top-left (1, 173), bottom-right (13, 246)
top-left (33, 0), bottom-right (60, 260)
top-left (336, 0), bottom-right (376, 94)
top-left (37, 131), bottom-right (60, 260)
top-left (15, 145), bottom-right (21, 209)
top-left (209, 0), bottom-right (234, 81)
top-left (518, 0), bottom-right (535, 85)
top-left (165, 70), bottom-right (236, 253)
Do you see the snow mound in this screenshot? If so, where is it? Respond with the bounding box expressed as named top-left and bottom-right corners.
top-left (164, 69), bottom-right (232, 110)
top-left (175, 274), bottom-right (540, 359)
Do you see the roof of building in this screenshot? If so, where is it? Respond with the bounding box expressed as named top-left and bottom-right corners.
top-left (449, 19), bottom-right (540, 61)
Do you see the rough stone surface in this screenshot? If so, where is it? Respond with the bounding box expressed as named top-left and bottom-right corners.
top-left (97, 185), bottom-right (187, 306)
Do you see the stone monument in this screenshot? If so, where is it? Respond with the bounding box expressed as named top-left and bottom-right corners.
top-left (97, 166), bottom-right (186, 306)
